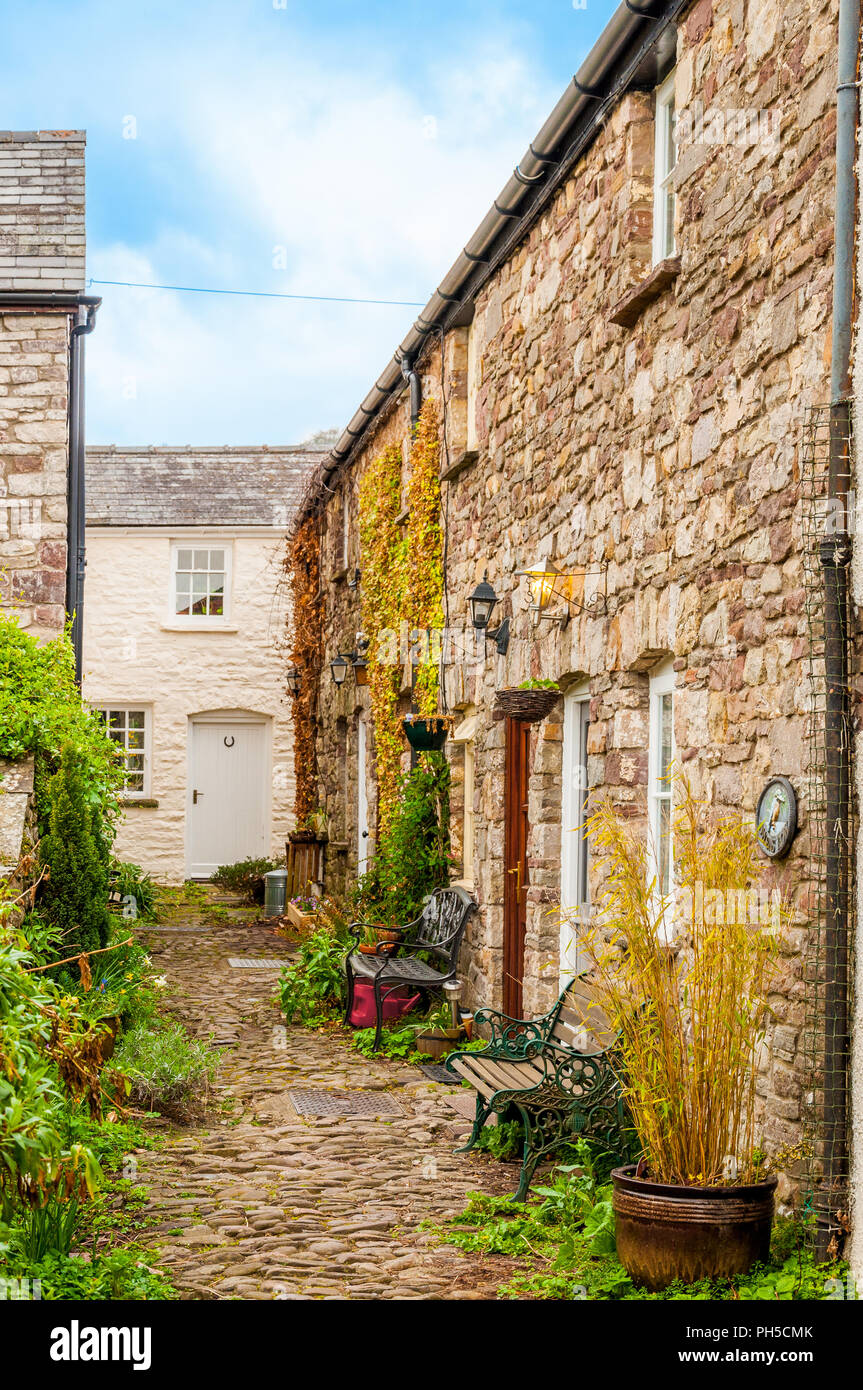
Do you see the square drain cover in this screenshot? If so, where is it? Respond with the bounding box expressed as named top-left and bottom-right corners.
top-left (418, 1064), bottom-right (459, 1085)
top-left (288, 1089), bottom-right (404, 1118)
top-left (228, 958), bottom-right (285, 969)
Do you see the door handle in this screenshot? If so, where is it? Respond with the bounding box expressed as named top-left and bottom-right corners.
top-left (507, 863), bottom-right (523, 894)
top-left (193, 789), bottom-right (203, 805)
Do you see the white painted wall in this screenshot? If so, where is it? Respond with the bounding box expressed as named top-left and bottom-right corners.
top-left (82, 526), bottom-right (295, 882)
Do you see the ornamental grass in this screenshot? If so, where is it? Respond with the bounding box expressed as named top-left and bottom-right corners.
top-left (579, 782), bottom-right (787, 1187)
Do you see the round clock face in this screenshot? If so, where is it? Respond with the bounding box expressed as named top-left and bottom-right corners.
top-left (756, 777), bottom-right (797, 859)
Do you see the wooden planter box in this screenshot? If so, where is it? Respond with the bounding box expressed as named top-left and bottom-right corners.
top-left (286, 901), bottom-right (317, 932)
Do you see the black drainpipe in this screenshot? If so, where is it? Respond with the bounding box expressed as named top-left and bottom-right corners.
top-left (399, 354), bottom-right (422, 435)
top-left (66, 299), bottom-right (100, 685)
top-left (817, 0), bottom-right (859, 1258)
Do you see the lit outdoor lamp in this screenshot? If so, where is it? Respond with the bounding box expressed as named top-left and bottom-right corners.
top-left (467, 572), bottom-right (510, 655)
top-left (518, 558), bottom-right (565, 628)
top-left (285, 665), bottom-right (301, 696)
top-left (330, 652), bottom-right (350, 686)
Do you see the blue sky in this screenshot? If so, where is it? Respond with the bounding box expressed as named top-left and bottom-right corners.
top-left (2, 0), bottom-right (619, 445)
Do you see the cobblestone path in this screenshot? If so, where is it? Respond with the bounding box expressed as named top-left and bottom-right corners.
top-left (130, 893), bottom-right (516, 1300)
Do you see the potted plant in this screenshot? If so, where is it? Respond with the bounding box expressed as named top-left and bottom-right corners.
top-left (415, 1001), bottom-right (464, 1060)
top-left (493, 678), bottom-right (560, 722)
top-left (402, 713), bottom-right (453, 751)
top-left (286, 893), bottom-right (318, 932)
top-left (357, 920), bottom-right (404, 956)
top-left (579, 782), bottom-right (785, 1291)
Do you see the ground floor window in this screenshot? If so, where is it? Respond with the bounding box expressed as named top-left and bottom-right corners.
top-left (560, 684), bottom-right (590, 984)
top-left (93, 706), bottom-right (151, 796)
top-left (648, 660), bottom-right (675, 904)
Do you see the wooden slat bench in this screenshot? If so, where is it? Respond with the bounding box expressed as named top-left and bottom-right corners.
top-left (343, 886), bottom-right (476, 1051)
top-left (446, 973), bottom-right (629, 1201)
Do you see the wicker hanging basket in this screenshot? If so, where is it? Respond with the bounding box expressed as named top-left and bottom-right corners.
top-left (493, 686), bottom-right (561, 722)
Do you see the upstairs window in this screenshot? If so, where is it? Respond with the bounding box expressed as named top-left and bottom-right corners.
top-left (172, 544), bottom-right (231, 619)
top-left (94, 706), bottom-right (150, 796)
top-left (653, 71), bottom-right (677, 264)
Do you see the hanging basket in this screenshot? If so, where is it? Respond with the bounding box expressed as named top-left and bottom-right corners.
top-left (402, 715), bottom-right (452, 751)
top-left (493, 686), bottom-right (560, 722)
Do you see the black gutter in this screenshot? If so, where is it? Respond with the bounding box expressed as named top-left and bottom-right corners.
top-left (817, 0), bottom-right (859, 1260)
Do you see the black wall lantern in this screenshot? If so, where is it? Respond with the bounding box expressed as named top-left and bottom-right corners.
top-left (330, 652), bottom-right (350, 686)
top-left (468, 571), bottom-right (510, 655)
top-left (285, 665), bottom-right (301, 696)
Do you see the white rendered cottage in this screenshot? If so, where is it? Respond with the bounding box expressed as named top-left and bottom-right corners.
top-left (83, 446), bottom-right (320, 881)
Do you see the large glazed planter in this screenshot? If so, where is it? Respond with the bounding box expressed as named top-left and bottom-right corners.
top-left (612, 1165), bottom-right (777, 1290)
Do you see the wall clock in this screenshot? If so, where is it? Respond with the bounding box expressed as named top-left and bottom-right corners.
top-left (756, 777), bottom-right (797, 859)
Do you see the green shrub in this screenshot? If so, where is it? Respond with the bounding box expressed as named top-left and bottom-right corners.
top-left (113, 1022), bottom-right (220, 1123)
top-left (211, 856), bottom-right (281, 903)
top-left (279, 898), bottom-right (352, 1023)
top-left (355, 752), bottom-right (451, 924)
top-left (40, 743), bottom-right (111, 957)
top-left (0, 1247), bottom-right (177, 1301)
top-left (109, 860), bottom-right (156, 921)
top-left (0, 615), bottom-right (122, 831)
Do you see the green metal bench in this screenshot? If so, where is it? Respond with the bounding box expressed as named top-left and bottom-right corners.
top-left (445, 973), bottom-right (629, 1201)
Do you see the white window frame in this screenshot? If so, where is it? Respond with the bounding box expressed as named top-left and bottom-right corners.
top-left (170, 541), bottom-right (233, 625)
top-left (93, 705), bottom-right (152, 798)
top-left (648, 660), bottom-right (675, 912)
top-left (652, 70), bottom-right (677, 265)
top-left (560, 685), bottom-right (591, 985)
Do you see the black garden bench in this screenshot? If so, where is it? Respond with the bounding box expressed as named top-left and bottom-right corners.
top-left (445, 972), bottom-right (629, 1201)
top-left (343, 885), bottom-right (476, 1051)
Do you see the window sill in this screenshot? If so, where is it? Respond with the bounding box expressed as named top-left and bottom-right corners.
top-left (608, 256), bottom-right (681, 329)
top-left (121, 797), bottom-right (159, 808)
top-left (441, 448), bottom-right (478, 483)
top-left (160, 621), bottom-right (238, 633)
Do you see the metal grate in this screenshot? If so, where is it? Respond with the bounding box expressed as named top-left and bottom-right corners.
top-left (227, 958), bottom-right (286, 969)
top-left (801, 402), bottom-right (856, 1257)
top-left (418, 1064), bottom-right (460, 1085)
top-left (288, 1089), bottom-right (404, 1118)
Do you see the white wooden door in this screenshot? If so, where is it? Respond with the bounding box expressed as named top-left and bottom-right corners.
top-left (188, 718), bottom-right (269, 877)
top-left (357, 712), bottom-right (371, 872)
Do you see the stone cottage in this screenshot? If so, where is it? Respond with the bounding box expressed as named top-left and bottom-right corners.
top-left (0, 130), bottom-right (98, 656)
top-left (291, 0), bottom-right (855, 1242)
top-left (83, 446), bottom-right (319, 881)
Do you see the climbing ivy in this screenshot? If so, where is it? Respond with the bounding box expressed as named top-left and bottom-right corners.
top-left (359, 443), bottom-right (406, 836)
top-left (404, 397), bottom-right (443, 717)
top-left (284, 516), bottom-right (323, 823)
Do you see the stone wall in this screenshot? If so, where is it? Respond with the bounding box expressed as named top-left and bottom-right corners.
top-left (308, 0), bottom-right (840, 1160)
top-left (0, 311), bottom-right (73, 639)
top-left (0, 757), bottom-right (37, 930)
top-left (0, 131), bottom-right (87, 641)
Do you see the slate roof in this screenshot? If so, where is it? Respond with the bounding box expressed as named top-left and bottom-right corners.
top-left (85, 447), bottom-right (323, 527)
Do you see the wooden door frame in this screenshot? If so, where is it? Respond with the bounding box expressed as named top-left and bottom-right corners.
top-left (503, 716), bottom-right (531, 1017)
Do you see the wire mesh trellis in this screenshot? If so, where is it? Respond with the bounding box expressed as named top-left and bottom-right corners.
top-left (801, 402), bottom-right (856, 1256)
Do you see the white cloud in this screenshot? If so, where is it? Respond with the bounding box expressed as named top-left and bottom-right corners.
top-left (87, 27), bottom-right (561, 443)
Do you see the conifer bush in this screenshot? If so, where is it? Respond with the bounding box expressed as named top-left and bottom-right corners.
top-left (40, 743), bottom-right (111, 956)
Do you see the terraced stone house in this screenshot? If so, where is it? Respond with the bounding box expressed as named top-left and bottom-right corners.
top-left (291, 0), bottom-right (860, 1256)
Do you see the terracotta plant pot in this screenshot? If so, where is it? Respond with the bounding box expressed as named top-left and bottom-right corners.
top-left (612, 1165), bottom-right (778, 1291)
